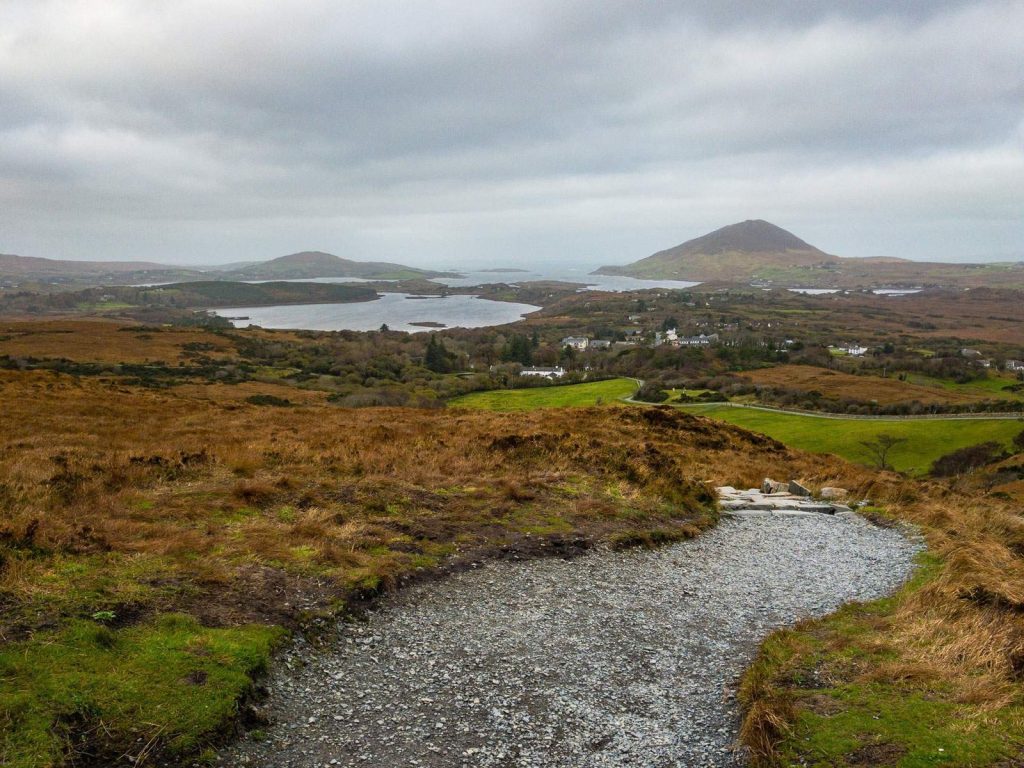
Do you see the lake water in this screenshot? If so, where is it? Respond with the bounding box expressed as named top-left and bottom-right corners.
top-left (216, 293), bottom-right (541, 333)
top-left (244, 269), bottom-right (701, 293)
top-left (788, 287), bottom-right (922, 296)
top-left (214, 268), bottom-right (701, 332)
top-left (430, 268), bottom-right (701, 292)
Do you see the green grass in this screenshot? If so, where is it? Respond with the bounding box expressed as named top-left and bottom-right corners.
top-left (677, 404), bottom-right (1024, 474)
top-left (0, 614), bottom-right (283, 768)
top-left (449, 378), bottom-right (638, 411)
top-left (744, 555), bottom-right (1024, 767)
top-left (904, 372), bottom-right (1023, 400)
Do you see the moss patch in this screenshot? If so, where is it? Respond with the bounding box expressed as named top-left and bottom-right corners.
top-left (0, 614), bottom-right (283, 768)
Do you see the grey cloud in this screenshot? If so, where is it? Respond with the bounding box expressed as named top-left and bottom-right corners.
top-left (0, 0), bottom-right (1021, 265)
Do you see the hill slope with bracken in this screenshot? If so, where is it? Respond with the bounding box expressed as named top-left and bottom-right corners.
top-left (0, 356), bottom-right (819, 766)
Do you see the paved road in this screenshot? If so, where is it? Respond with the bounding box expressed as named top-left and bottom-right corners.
top-left (671, 400), bottom-right (1024, 421)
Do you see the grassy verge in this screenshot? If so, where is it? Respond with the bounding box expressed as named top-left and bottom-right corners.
top-left (740, 484), bottom-right (1024, 767)
top-left (677, 404), bottom-right (1023, 474)
top-left (448, 377), bottom-right (637, 410)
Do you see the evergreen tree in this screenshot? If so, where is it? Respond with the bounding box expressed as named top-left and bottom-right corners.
top-left (424, 334), bottom-right (449, 373)
top-left (501, 334), bottom-right (533, 365)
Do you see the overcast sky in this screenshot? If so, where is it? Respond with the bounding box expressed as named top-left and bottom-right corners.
top-left (1, 1), bottom-right (1022, 268)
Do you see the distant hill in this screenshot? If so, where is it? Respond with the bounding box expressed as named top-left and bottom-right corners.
top-left (225, 251), bottom-right (459, 281)
top-left (594, 220), bottom-right (840, 281)
top-left (0, 253), bottom-right (199, 280)
top-left (593, 220), bottom-right (1024, 289)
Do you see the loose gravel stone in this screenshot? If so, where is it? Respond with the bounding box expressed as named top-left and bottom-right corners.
top-left (223, 515), bottom-right (920, 767)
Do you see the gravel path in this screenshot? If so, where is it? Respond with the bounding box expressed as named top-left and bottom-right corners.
top-left (223, 514), bottom-right (920, 768)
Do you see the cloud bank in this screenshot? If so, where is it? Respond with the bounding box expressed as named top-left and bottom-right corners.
top-left (1, 1), bottom-right (1021, 266)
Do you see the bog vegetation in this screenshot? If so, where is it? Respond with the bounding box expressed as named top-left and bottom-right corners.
top-left (1, 284), bottom-right (1023, 768)
top-left (0, 334), bottom-right (814, 767)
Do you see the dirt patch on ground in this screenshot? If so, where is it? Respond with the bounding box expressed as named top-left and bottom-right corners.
top-left (845, 741), bottom-right (907, 766)
top-left (801, 693), bottom-right (843, 716)
top-left (183, 565), bottom-right (339, 629)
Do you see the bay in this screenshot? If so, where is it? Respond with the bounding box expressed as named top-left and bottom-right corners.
top-left (215, 292), bottom-right (541, 333)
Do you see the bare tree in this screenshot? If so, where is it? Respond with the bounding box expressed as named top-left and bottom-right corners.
top-left (859, 433), bottom-right (907, 471)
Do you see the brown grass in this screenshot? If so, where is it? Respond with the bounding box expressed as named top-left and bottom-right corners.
top-left (0, 366), bottom-right (842, 640)
top-left (0, 319), bottom-right (238, 363)
top-left (741, 364), bottom-right (992, 406)
top-left (738, 478), bottom-right (1024, 764)
top-left (3, 319), bottom-right (1024, 766)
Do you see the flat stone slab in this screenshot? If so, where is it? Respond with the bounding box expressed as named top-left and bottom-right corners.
top-left (716, 486), bottom-right (838, 516)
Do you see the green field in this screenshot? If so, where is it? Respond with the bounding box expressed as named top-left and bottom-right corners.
top-left (678, 404), bottom-right (1024, 474)
top-left (449, 380), bottom-right (1023, 473)
top-left (449, 378), bottom-right (638, 410)
top-left (904, 372), bottom-right (1024, 400)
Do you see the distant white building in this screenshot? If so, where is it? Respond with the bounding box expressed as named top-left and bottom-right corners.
top-left (836, 344), bottom-right (868, 356)
top-left (519, 366), bottom-right (566, 379)
top-left (961, 348), bottom-right (983, 358)
top-left (678, 333), bottom-right (719, 347)
top-left (561, 336), bottom-right (589, 350)
top-left (1006, 360), bottom-right (1024, 372)
top-left (589, 339), bottom-right (612, 349)
top-left (664, 328), bottom-right (678, 342)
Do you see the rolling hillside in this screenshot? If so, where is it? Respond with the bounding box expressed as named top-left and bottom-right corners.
top-left (594, 220), bottom-right (839, 281)
top-left (0, 250), bottom-right (459, 285)
top-left (595, 220), bottom-right (1024, 288)
top-left (225, 251), bottom-right (458, 281)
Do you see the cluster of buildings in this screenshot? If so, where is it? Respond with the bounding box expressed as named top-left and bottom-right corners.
top-left (559, 330), bottom-right (720, 352)
top-left (657, 329), bottom-right (719, 347)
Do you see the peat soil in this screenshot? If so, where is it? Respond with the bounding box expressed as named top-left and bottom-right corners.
top-left (223, 514), bottom-right (920, 768)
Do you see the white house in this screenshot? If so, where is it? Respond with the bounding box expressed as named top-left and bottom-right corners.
top-left (519, 366), bottom-right (566, 379)
top-left (1006, 360), bottom-right (1024, 372)
top-left (561, 336), bottom-right (589, 350)
top-left (589, 339), bottom-right (612, 349)
top-left (840, 344), bottom-right (868, 356)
